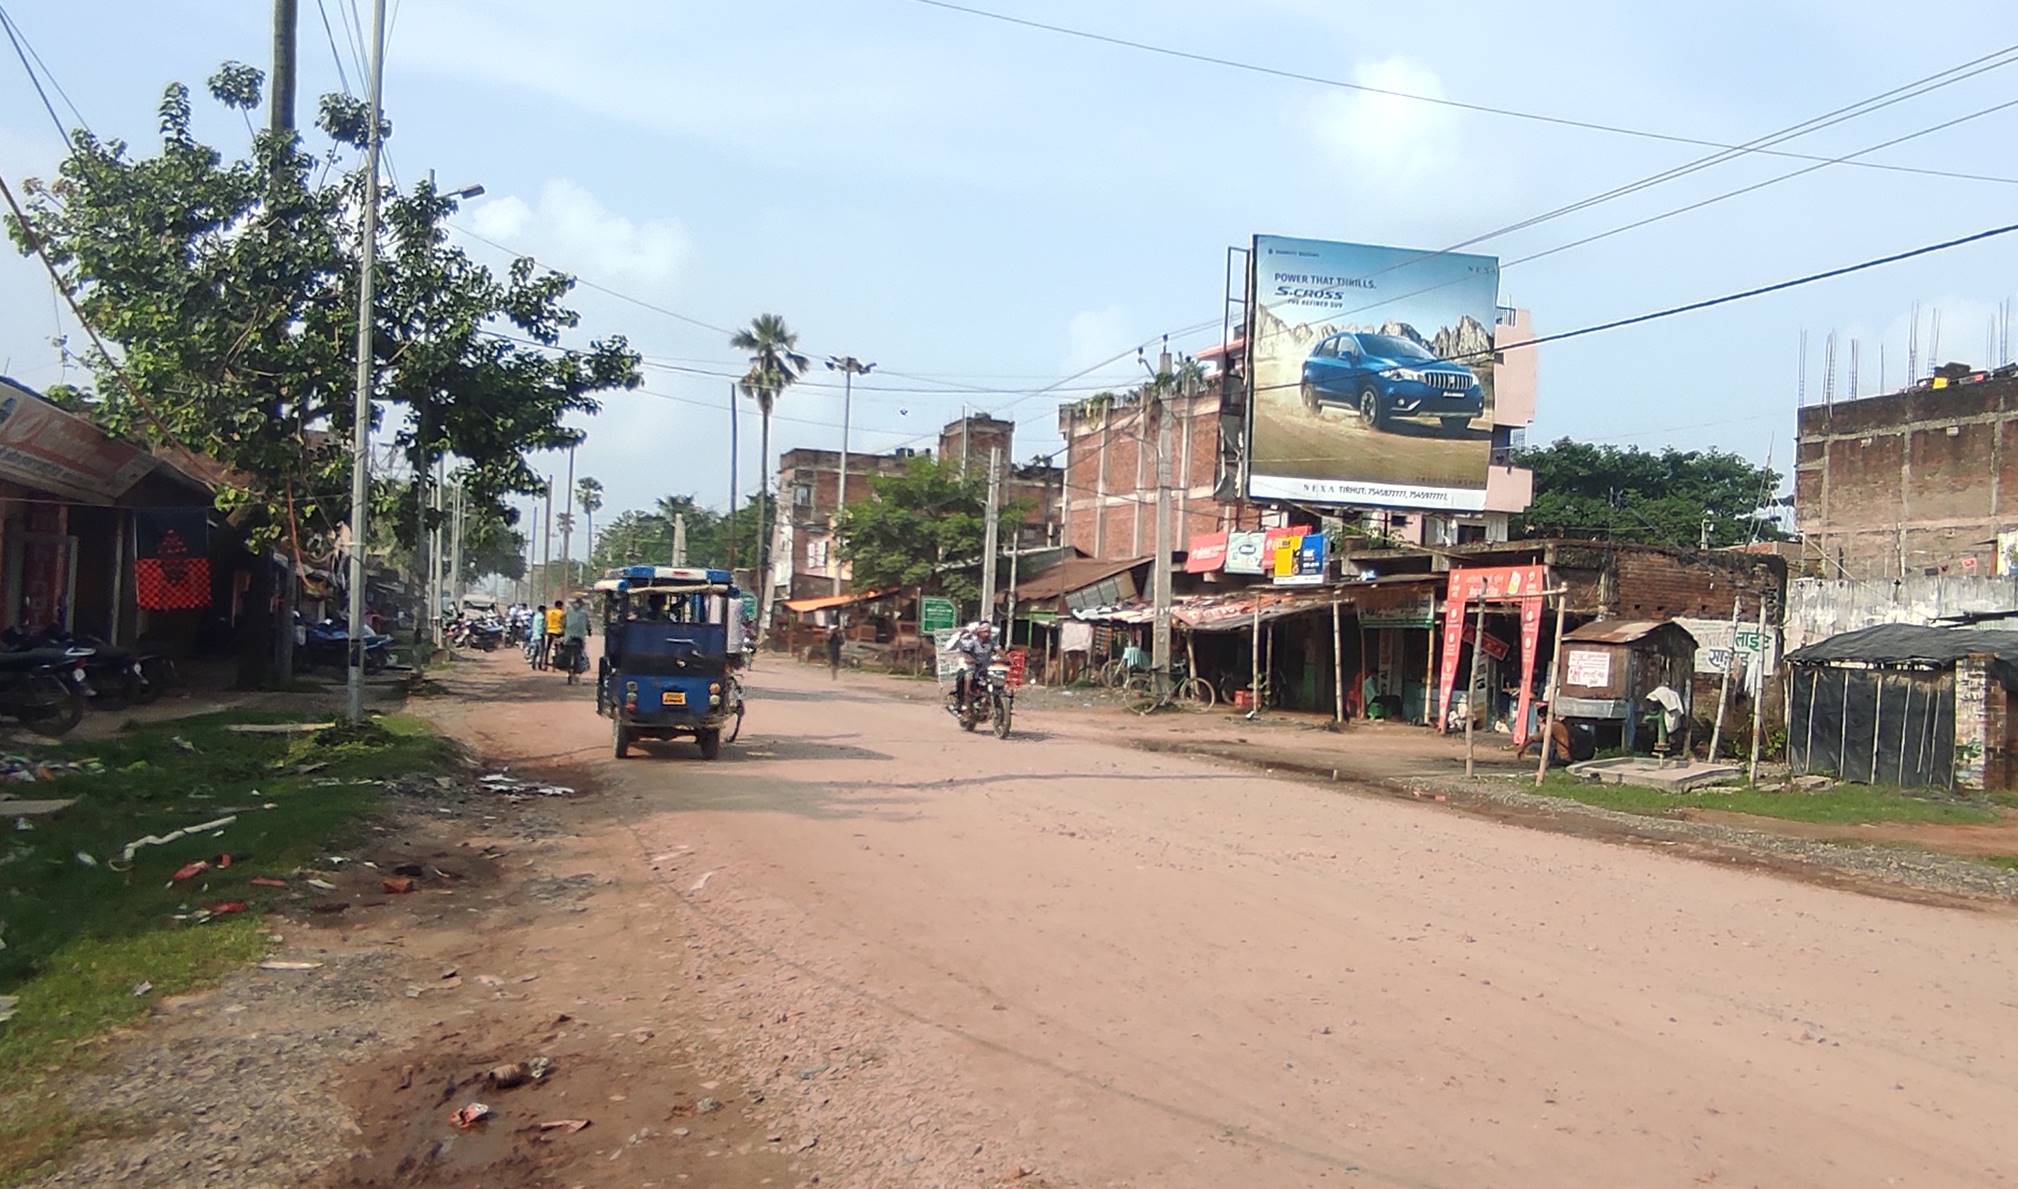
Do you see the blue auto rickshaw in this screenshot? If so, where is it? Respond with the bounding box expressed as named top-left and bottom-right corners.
top-left (594, 566), bottom-right (747, 759)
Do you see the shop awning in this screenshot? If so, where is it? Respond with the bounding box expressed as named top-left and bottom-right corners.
top-left (1176, 588), bottom-right (1345, 633)
top-left (781, 588), bottom-right (887, 614)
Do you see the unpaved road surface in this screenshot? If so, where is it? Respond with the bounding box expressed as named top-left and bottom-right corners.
top-left (413, 653), bottom-right (2018, 1187)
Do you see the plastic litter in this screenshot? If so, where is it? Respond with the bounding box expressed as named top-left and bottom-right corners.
top-left (249, 877), bottom-right (288, 888)
top-left (486, 1062), bottom-right (532, 1089)
top-left (206, 900), bottom-right (249, 915)
top-left (119, 816), bottom-right (238, 864)
top-left (258, 960), bottom-right (324, 971)
top-left (171, 861), bottom-right (211, 883)
top-left (478, 773), bottom-right (575, 797)
top-left (0, 994), bottom-right (16, 1025)
top-left (450, 1103), bottom-right (491, 1130)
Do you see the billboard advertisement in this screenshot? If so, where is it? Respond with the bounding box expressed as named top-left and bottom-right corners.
top-left (1247, 235), bottom-right (1499, 510)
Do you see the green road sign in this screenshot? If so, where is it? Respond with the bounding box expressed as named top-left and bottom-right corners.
top-left (740, 593), bottom-right (758, 621)
top-left (920, 595), bottom-right (957, 634)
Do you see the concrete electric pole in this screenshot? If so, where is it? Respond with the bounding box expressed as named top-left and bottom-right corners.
top-left (343, 0), bottom-right (385, 724)
top-left (1152, 374), bottom-right (1175, 700)
top-left (980, 446), bottom-right (1002, 622)
top-left (560, 445), bottom-right (576, 591)
top-left (825, 356), bottom-right (875, 594)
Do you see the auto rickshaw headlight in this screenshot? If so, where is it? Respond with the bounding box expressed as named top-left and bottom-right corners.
top-left (709, 683), bottom-right (721, 694)
top-left (625, 681), bottom-right (638, 693)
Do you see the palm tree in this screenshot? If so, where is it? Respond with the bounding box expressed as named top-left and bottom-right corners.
top-left (729, 314), bottom-right (807, 630)
top-left (576, 476), bottom-right (604, 580)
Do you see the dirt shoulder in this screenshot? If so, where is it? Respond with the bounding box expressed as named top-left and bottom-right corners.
top-left (839, 662), bottom-right (2018, 910)
top-left (18, 720), bottom-right (807, 1187)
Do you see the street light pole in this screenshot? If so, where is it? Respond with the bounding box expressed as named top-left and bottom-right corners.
top-left (824, 356), bottom-right (875, 594)
top-left (343, 0), bottom-right (386, 724)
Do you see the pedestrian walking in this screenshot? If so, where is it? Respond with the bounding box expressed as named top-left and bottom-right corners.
top-left (826, 621), bottom-right (845, 680)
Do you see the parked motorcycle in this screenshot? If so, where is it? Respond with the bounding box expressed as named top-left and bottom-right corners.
top-left (0, 647), bottom-right (89, 735)
top-left (8, 628), bottom-right (173, 706)
top-left (296, 615), bottom-right (392, 674)
top-left (944, 660), bottom-right (1014, 739)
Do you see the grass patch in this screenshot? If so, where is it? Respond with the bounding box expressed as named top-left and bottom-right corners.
top-left (1972, 855), bottom-right (2018, 871)
top-left (1531, 771), bottom-right (2002, 826)
top-left (0, 709), bottom-right (457, 1180)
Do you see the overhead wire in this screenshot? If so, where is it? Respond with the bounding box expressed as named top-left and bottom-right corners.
top-left (0, 4), bottom-right (71, 146)
top-left (896, 0), bottom-right (2018, 187)
top-left (313, 0), bottom-right (355, 94)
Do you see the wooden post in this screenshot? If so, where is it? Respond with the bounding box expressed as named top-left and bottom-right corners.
top-left (1465, 597), bottom-right (1487, 779)
top-left (1838, 669), bottom-right (1851, 778)
top-left (1423, 621), bottom-right (1437, 727)
top-left (1747, 599), bottom-right (1768, 784)
top-left (1185, 629), bottom-right (1197, 700)
top-left (1330, 599), bottom-right (1345, 727)
top-left (1535, 593), bottom-right (1569, 786)
top-left (1707, 597), bottom-right (1741, 760)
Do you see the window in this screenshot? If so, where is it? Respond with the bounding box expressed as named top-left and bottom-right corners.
top-left (1456, 522), bottom-right (1487, 545)
top-left (792, 484), bottom-right (812, 507)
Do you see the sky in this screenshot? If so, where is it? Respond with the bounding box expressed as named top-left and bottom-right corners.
top-left (2, 0), bottom-right (2017, 563)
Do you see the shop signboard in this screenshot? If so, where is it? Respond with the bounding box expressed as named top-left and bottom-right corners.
top-left (1186, 531), bottom-right (1229, 573)
top-left (1358, 588), bottom-right (1437, 630)
top-left (1225, 531), bottom-right (1268, 575)
top-left (1675, 616), bottom-right (1781, 677)
top-left (1565, 649), bottom-right (1611, 687)
top-left (1267, 528), bottom-right (1327, 586)
top-left (920, 595), bottom-right (958, 634)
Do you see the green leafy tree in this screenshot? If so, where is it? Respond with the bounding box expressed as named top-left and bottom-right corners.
top-left (729, 314), bottom-right (807, 609)
top-left (589, 493), bottom-right (776, 575)
top-left (835, 457), bottom-right (1017, 605)
top-left (1514, 439), bottom-right (1784, 549)
top-left (8, 62), bottom-right (639, 683)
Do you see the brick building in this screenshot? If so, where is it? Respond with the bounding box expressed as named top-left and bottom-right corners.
top-left (1056, 307), bottom-right (1540, 562)
top-left (770, 414), bottom-right (1063, 602)
top-left (1795, 366), bottom-right (2018, 580)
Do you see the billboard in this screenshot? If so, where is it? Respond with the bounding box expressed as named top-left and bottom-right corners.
top-left (1247, 235), bottom-right (1499, 510)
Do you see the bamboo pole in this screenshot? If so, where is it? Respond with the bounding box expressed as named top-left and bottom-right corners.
top-left (1535, 593), bottom-right (1569, 786)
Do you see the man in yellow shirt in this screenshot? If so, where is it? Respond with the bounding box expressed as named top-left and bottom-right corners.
top-left (541, 600), bottom-right (565, 670)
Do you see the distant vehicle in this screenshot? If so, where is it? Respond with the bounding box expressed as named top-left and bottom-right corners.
top-left (1299, 331), bottom-right (1483, 433)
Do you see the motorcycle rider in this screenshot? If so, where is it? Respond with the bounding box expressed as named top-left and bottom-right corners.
top-left (945, 620), bottom-right (999, 713)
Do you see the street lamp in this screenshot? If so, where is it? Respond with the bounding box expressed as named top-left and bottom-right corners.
top-left (824, 355), bottom-right (875, 595)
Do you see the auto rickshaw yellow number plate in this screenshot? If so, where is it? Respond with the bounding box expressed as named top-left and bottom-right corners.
top-left (662, 690), bottom-right (686, 706)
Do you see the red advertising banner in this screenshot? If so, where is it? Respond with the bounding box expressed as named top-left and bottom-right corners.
top-left (1437, 564), bottom-right (1548, 749)
top-left (1185, 531), bottom-right (1229, 574)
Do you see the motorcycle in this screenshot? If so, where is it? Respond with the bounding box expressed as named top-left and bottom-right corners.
top-left (0, 648), bottom-right (90, 735)
top-left (445, 614), bottom-right (504, 652)
top-left (296, 615), bottom-right (392, 674)
top-left (944, 660), bottom-right (1014, 739)
top-left (8, 628), bottom-right (173, 707)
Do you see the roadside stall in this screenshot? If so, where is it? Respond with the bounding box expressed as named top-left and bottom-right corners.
top-left (1553, 620), bottom-right (1699, 756)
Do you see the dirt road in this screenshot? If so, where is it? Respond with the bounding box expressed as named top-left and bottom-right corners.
top-left (419, 653), bottom-right (2018, 1187)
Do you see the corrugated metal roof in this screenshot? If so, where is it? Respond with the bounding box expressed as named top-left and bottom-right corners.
top-left (1564, 620), bottom-right (1697, 646)
top-left (1012, 556), bottom-right (1149, 603)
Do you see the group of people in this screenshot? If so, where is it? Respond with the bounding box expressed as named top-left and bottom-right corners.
top-left (514, 597), bottom-right (592, 672)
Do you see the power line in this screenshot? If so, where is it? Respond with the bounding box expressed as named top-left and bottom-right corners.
top-left (1372, 45), bottom-right (2018, 287)
top-left (1243, 217), bottom-right (2018, 401)
top-left (0, 5), bottom-right (84, 135)
top-left (0, 5), bottom-right (69, 146)
top-left (313, 0), bottom-right (355, 94)
top-left (897, 0), bottom-right (2018, 187)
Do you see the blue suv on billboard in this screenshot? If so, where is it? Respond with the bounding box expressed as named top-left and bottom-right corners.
top-left (1299, 331), bottom-right (1482, 434)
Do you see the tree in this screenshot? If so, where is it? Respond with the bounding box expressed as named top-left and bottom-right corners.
top-left (588, 493), bottom-right (777, 575)
top-left (8, 63), bottom-right (639, 682)
top-left (576, 476), bottom-right (604, 576)
top-left (1513, 439), bottom-right (1784, 549)
top-left (729, 314), bottom-right (807, 616)
top-left (835, 456), bottom-right (1007, 606)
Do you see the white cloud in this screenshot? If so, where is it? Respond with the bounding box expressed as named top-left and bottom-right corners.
top-left (465, 179), bottom-right (688, 292)
top-left (1303, 57), bottom-right (1461, 186)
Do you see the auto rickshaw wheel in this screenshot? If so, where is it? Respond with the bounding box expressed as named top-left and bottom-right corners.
top-left (697, 729), bottom-right (722, 760)
top-left (613, 718), bottom-right (631, 759)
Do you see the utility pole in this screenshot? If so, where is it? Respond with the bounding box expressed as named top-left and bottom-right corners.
top-left (540, 476), bottom-right (553, 606)
top-left (269, 0), bottom-right (298, 137)
top-left (825, 356), bottom-right (875, 594)
top-left (1151, 375), bottom-right (1174, 699)
top-left (672, 513), bottom-right (688, 566)
top-left (980, 446), bottom-right (1003, 622)
top-left (428, 457), bottom-right (444, 645)
top-left (343, 0), bottom-right (385, 724)
top-left (559, 445), bottom-right (575, 592)
top-left (449, 479), bottom-right (464, 608)
top-left (738, 377), bottom-right (746, 569)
